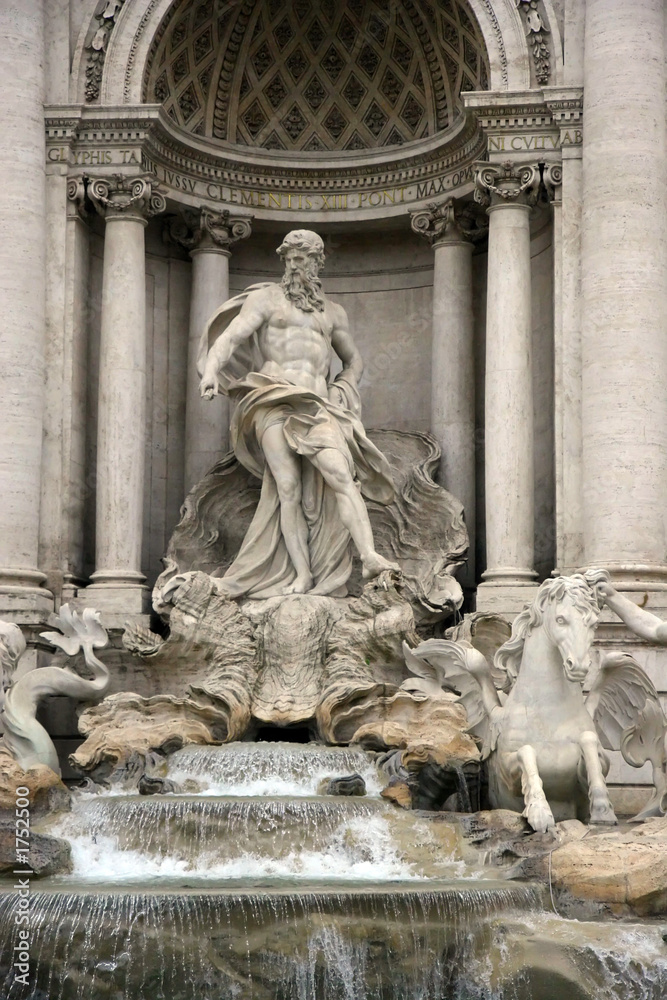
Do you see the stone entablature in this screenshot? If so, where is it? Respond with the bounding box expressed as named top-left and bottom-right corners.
top-left (463, 87), bottom-right (581, 160)
top-left (45, 89), bottom-right (577, 222)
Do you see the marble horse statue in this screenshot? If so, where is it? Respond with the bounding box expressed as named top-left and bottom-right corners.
top-left (403, 572), bottom-right (664, 832)
top-left (0, 605), bottom-right (109, 776)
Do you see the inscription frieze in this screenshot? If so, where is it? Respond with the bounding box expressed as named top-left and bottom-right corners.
top-left (140, 155), bottom-right (478, 212)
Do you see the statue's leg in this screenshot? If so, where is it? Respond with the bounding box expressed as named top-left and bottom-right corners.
top-left (310, 447), bottom-right (399, 579)
top-left (579, 730), bottom-right (618, 824)
top-left (260, 423), bottom-right (313, 594)
top-left (515, 744), bottom-right (556, 833)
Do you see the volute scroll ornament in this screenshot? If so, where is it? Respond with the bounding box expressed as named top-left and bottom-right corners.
top-left (88, 174), bottom-right (167, 221)
top-left (164, 208), bottom-right (253, 254)
top-left (410, 198), bottom-right (488, 247)
top-left (474, 161), bottom-right (541, 209)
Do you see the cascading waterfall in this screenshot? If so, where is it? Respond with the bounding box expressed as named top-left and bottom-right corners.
top-left (163, 742), bottom-right (386, 797)
top-left (1, 742), bottom-right (667, 999)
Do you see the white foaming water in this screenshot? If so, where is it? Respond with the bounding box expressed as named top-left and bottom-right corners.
top-left (164, 742), bottom-right (385, 797)
top-left (56, 812), bottom-right (449, 883)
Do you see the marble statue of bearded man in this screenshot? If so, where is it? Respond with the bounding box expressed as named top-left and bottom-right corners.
top-left (197, 229), bottom-right (398, 599)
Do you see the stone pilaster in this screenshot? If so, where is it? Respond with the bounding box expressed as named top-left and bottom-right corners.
top-left (86, 175), bottom-right (166, 613)
top-left (581, 0), bottom-right (667, 591)
top-left (166, 209), bottom-right (252, 491)
top-left (543, 96), bottom-right (585, 575)
top-left (410, 199), bottom-right (482, 590)
top-left (0, 1), bottom-right (52, 616)
top-left (474, 161), bottom-right (541, 610)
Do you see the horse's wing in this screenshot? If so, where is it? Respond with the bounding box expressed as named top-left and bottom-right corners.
top-left (586, 652), bottom-right (664, 750)
top-left (402, 638), bottom-right (489, 743)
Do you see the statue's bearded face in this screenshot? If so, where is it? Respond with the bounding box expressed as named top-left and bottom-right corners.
top-left (280, 249), bottom-right (326, 313)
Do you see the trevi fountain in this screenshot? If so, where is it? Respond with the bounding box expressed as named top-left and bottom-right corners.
top-left (1, 1), bottom-right (667, 998)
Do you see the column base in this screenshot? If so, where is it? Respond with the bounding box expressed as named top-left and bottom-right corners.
top-left (84, 579), bottom-right (151, 617)
top-left (475, 577), bottom-right (539, 618)
top-left (0, 568), bottom-right (54, 619)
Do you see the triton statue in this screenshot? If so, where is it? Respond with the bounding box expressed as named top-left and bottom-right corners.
top-left (198, 229), bottom-right (399, 598)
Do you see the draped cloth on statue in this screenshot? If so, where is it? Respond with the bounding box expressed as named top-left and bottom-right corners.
top-left (197, 285), bottom-right (395, 599)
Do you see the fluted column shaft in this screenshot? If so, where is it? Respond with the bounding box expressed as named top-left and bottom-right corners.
top-left (0, 0), bottom-right (51, 611)
top-left (87, 176), bottom-right (165, 612)
top-left (581, 0), bottom-right (667, 586)
top-left (475, 163), bottom-right (540, 591)
top-left (167, 209), bottom-right (252, 492)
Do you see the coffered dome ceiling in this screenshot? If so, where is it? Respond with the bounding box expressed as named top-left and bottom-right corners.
top-left (144, 0), bottom-right (489, 153)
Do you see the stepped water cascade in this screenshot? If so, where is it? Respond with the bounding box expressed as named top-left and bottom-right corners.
top-left (1, 742), bottom-right (667, 999)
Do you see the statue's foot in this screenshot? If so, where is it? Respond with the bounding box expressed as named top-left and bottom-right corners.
top-left (282, 574), bottom-right (313, 595)
top-left (523, 800), bottom-right (556, 834)
top-left (589, 794), bottom-right (618, 825)
top-left (361, 552), bottom-right (400, 580)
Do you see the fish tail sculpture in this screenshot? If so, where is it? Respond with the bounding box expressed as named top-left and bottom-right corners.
top-left (0, 606), bottom-right (109, 776)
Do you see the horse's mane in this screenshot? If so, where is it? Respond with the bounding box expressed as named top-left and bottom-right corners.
top-left (494, 575), bottom-right (600, 692)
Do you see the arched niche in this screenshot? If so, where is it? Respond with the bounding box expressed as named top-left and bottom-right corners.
top-left (72, 0), bottom-right (560, 108)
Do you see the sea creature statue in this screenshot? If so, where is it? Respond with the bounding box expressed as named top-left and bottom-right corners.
top-left (0, 606), bottom-right (109, 776)
top-left (403, 572), bottom-right (665, 832)
top-left (592, 577), bottom-right (667, 821)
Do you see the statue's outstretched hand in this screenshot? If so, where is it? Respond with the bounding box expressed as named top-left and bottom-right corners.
top-left (200, 375), bottom-right (218, 400)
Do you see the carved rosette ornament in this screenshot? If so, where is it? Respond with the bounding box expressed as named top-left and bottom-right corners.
top-left (410, 198), bottom-right (487, 247)
top-left (165, 208), bottom-right (253, 255)
top-left (88, 174), bottom-right (167, 222)
top-left (473, 161), bottom-right (541, 210)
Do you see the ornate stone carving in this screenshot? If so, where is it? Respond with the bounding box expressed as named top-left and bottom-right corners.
top-left (85, 0), bottom-right (127, 103)
top-left (0, 608), bottom-right (110, 776)
top-left (66, 176), bottom-right (88, 219)
top-left (88, 174), bottom-right (167, 221)
top-left (197, 230), bottom-right (399, 598)
top-left (141, 0), bottom-right (489, 151)
top-left (542, 161), bottom-right (562, 205)
top-left (51, 105), bottom-right (487, 212)
top-left (153, 428), bottom-right (467, 626)
top-left (473, 160), bottom-right (541, 208)
top-left (515, 0), bottom-right (551, 85)
top-left (410, 197), bottom-right (487, 245)
top-left (478, 0), bottom-right (508, 87)
top-left (404, 571), bottom-right (667, 834)
top-left (164, 208), bottom-right (253, 253)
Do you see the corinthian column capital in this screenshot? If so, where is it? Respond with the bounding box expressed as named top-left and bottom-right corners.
top-left (165, 207), bottom-right (253, 254)
top-left (410, 198), bottom-right (486, 247)
top-left (88, 174), bottom-right (167, 223)
top-left (474, 160), bottom-right (541, 210)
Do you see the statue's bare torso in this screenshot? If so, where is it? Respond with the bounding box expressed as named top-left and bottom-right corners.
top-left (255, 286), bottom-right (335, 399)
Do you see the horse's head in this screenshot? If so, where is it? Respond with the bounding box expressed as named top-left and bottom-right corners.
top-left (540, 577), bottom-right (600, 682)
top-left (495, 575), bottom-right (600, 689)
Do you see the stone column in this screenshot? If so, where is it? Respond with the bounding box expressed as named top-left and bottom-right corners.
top-left (0, 1), bottom-right (52, 614)
top-left (410, 200), bottom-right (477, 588)
top-left (581, 0), bottom-right (667, 588)
top-left (87, 175), bottom-right (166, 613)
top-left (544, 96), bottom-right (585, 576)
top-left (474, 162), bottom-right (540, 606)
top-left (167, 209), bottom-right (252, 492)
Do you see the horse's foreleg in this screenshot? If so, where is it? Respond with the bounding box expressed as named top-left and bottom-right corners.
top-left (579, 730), bottom-right (617, 825)
top-left (516, 744), bottom-right (556, 833)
